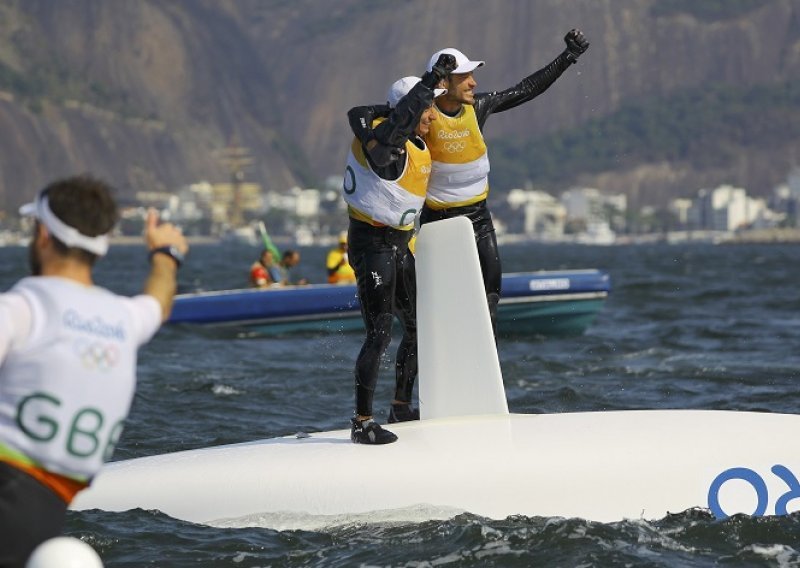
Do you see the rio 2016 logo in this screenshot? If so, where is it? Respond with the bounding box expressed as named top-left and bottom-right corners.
top-left (708, 465), bottom-right (800, 519)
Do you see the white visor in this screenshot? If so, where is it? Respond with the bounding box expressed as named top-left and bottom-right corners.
top-left (20, 194), bottom-right (110, 256)
top-left (387, 76), bottom-right (447, 108)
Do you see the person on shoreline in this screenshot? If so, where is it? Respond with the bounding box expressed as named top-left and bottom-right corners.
top-left (350, 30), bottom-right (590, 337)
top-left (343, 54), bottom-right (456, 444)
top-left (0, 175), bottom-right (188, 566)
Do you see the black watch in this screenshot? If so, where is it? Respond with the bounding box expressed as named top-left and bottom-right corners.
top-left (148, 245), bottom-right (184, 268)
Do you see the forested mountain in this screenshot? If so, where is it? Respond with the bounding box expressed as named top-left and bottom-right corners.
top-left (0, 0), bottom-right (797, 213)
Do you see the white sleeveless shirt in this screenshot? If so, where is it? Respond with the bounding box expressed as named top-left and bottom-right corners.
top-left (0, 276), bottom-right (161, 481)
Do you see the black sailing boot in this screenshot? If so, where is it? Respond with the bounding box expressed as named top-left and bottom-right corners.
top-left (388, 403), bottom-right (420, 423)
top-left (350, 417), bottom-right (398, 444)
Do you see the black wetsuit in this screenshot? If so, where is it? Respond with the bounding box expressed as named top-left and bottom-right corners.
top-left (349, 219), bottom-right (417, 416)
top-left (349, 50), bottom-right (577, 337)
top-left (346, 79), bottom-right (437, 418)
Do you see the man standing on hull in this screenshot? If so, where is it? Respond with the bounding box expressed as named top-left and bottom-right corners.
top-left (352, 30), bottom-right (590, 337)
top-left (344, 55), bottom-right (455, 444)
top-left (0, 175), bottom-right (188, 566)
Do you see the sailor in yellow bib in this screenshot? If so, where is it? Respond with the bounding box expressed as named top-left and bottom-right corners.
top-left (343, 115), bottom-right (432, 230)
top-left (342, 58), bottom-right (455, 446)
top-left (424, 103), bottom-right (490, 210)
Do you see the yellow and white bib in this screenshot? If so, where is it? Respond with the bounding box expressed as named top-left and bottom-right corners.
top-left (343, 123), bottom-right (431, 230)
top-left (425, 104), bottom-right (490, 209)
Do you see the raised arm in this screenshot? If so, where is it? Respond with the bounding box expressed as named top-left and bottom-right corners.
top-left (371, 81), bottom-right (435, 147)
top-left (345, 82), bottom-right (435, 178)
top-left (347, 103), bottom-right (405, 170)
top-left (473, 29), bottom-right (590, 127)
top-left (347, 54), bottom-right (457, 172)
top-left (348, 104), bottom-right (391, 147)
top-left (142, 209), bottom-right (189, 321)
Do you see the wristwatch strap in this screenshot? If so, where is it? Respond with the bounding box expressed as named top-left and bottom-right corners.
top-left (148, 245), bottom-right (184, 268)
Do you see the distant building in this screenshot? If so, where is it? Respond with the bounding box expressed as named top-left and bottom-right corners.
top-left (669, 198), bottom-right (693, 229)
top-left (789, 168), bottom-right (800, 200)
top-left (560, 187), bottom-right (627, 234)
top-left (782, 168), bottom-right (800, 226)
top-left (264, 186), bottom-right (321, 217)
top-left (294, 187), bottom-right (321, 218)
top-left (687, 184), bottom-right (779, 231)
top-left (506, 188), bottom-right (565, 239)
top-left (211, 182), bottom-right (263, 224)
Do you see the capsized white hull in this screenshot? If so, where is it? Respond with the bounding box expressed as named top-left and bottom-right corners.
top-left (71, 409), bottom-right (800, 528)
top-left (71, 218), bottom-right (800, 529)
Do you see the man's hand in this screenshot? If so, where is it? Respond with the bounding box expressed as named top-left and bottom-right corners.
top-left (421, 53), bottom-right (456, 90)
top-left (366, 140), bottom-right (405, 167)
top-left (564, 29), bottom-right (590, 62)
top-left (143, 209), bottom-right (188, 322)
top-left (145, 209), bottom-right (188, 256)
top-left (431, 53), bottom-right (457, 81)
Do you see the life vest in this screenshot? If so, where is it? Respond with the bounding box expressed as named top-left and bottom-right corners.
top-left (250, 262), bottom-right (270, 287)
top-left (425, 103), bottom-right (490, 209)
top-left (343, 119), bottom-right (431, 230)
top-left (326, 249), bottom-right (356, 284)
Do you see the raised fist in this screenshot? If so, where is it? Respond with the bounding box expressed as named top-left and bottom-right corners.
top-left (431, 53), bottom-right (457, 80)
top-left (564, 29), bottom-right (590, 61)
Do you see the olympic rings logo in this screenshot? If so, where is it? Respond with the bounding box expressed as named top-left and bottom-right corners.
top-left (73, 339), bottom-right (120, 371)
top-left (442, 141), bottom-right (466, 153)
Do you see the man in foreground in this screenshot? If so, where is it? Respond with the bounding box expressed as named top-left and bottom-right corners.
top-left (0, 175), bottom-right (188, 566)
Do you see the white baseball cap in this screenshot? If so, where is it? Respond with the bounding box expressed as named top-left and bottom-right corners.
top-left (387, 76), bottom-right (447, 108)
top-left (428, 48), bottom-right (484, 74)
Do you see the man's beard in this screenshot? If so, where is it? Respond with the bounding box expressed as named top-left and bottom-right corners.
top-left (28, 241), bottom-right (42, 275)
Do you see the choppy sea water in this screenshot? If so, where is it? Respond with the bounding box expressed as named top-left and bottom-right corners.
top-left (2, 241), bottom-right (800, 567)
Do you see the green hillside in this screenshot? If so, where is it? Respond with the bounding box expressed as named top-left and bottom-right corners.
top-left (489, 80), bottom-right (800, 192)
top-left (650, 0), bottom-right (772, 21)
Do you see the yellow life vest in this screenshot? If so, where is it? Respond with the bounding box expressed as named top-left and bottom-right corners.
top-left (326, 248), bottom-right (356, 284)
top-left (425, 104), bottom-right (490, 209)
top-left (343, 119), bottom-right (431, 229)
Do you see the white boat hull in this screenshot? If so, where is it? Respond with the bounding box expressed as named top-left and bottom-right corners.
top-left (71, 218), bottom-right (800, 529)
top-left (72, 410), bottom-right (800, 528)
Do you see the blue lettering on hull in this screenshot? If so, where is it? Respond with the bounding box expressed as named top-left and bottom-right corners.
top-left (708, 465), bottom-right (800, 519)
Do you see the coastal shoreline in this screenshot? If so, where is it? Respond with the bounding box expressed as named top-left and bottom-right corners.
top-left (3, 230), bottom-right (799, 249)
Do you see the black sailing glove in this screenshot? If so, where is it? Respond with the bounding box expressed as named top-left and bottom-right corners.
top-left (564, 29), bottom-right (590, 63)
top-left (367, 143), bottom-right (405, 167)
top-left (420, 53), bottom-right (457, 89)
top-left (432, 53), bottom-right (457, 81)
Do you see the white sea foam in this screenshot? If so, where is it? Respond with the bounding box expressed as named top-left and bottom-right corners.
top-left (211, 384), bottom-right (241, 396)
top-left (208, 503), bottom-right (466, 532)
top-left (745, 544), bottom-right (800, 567)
